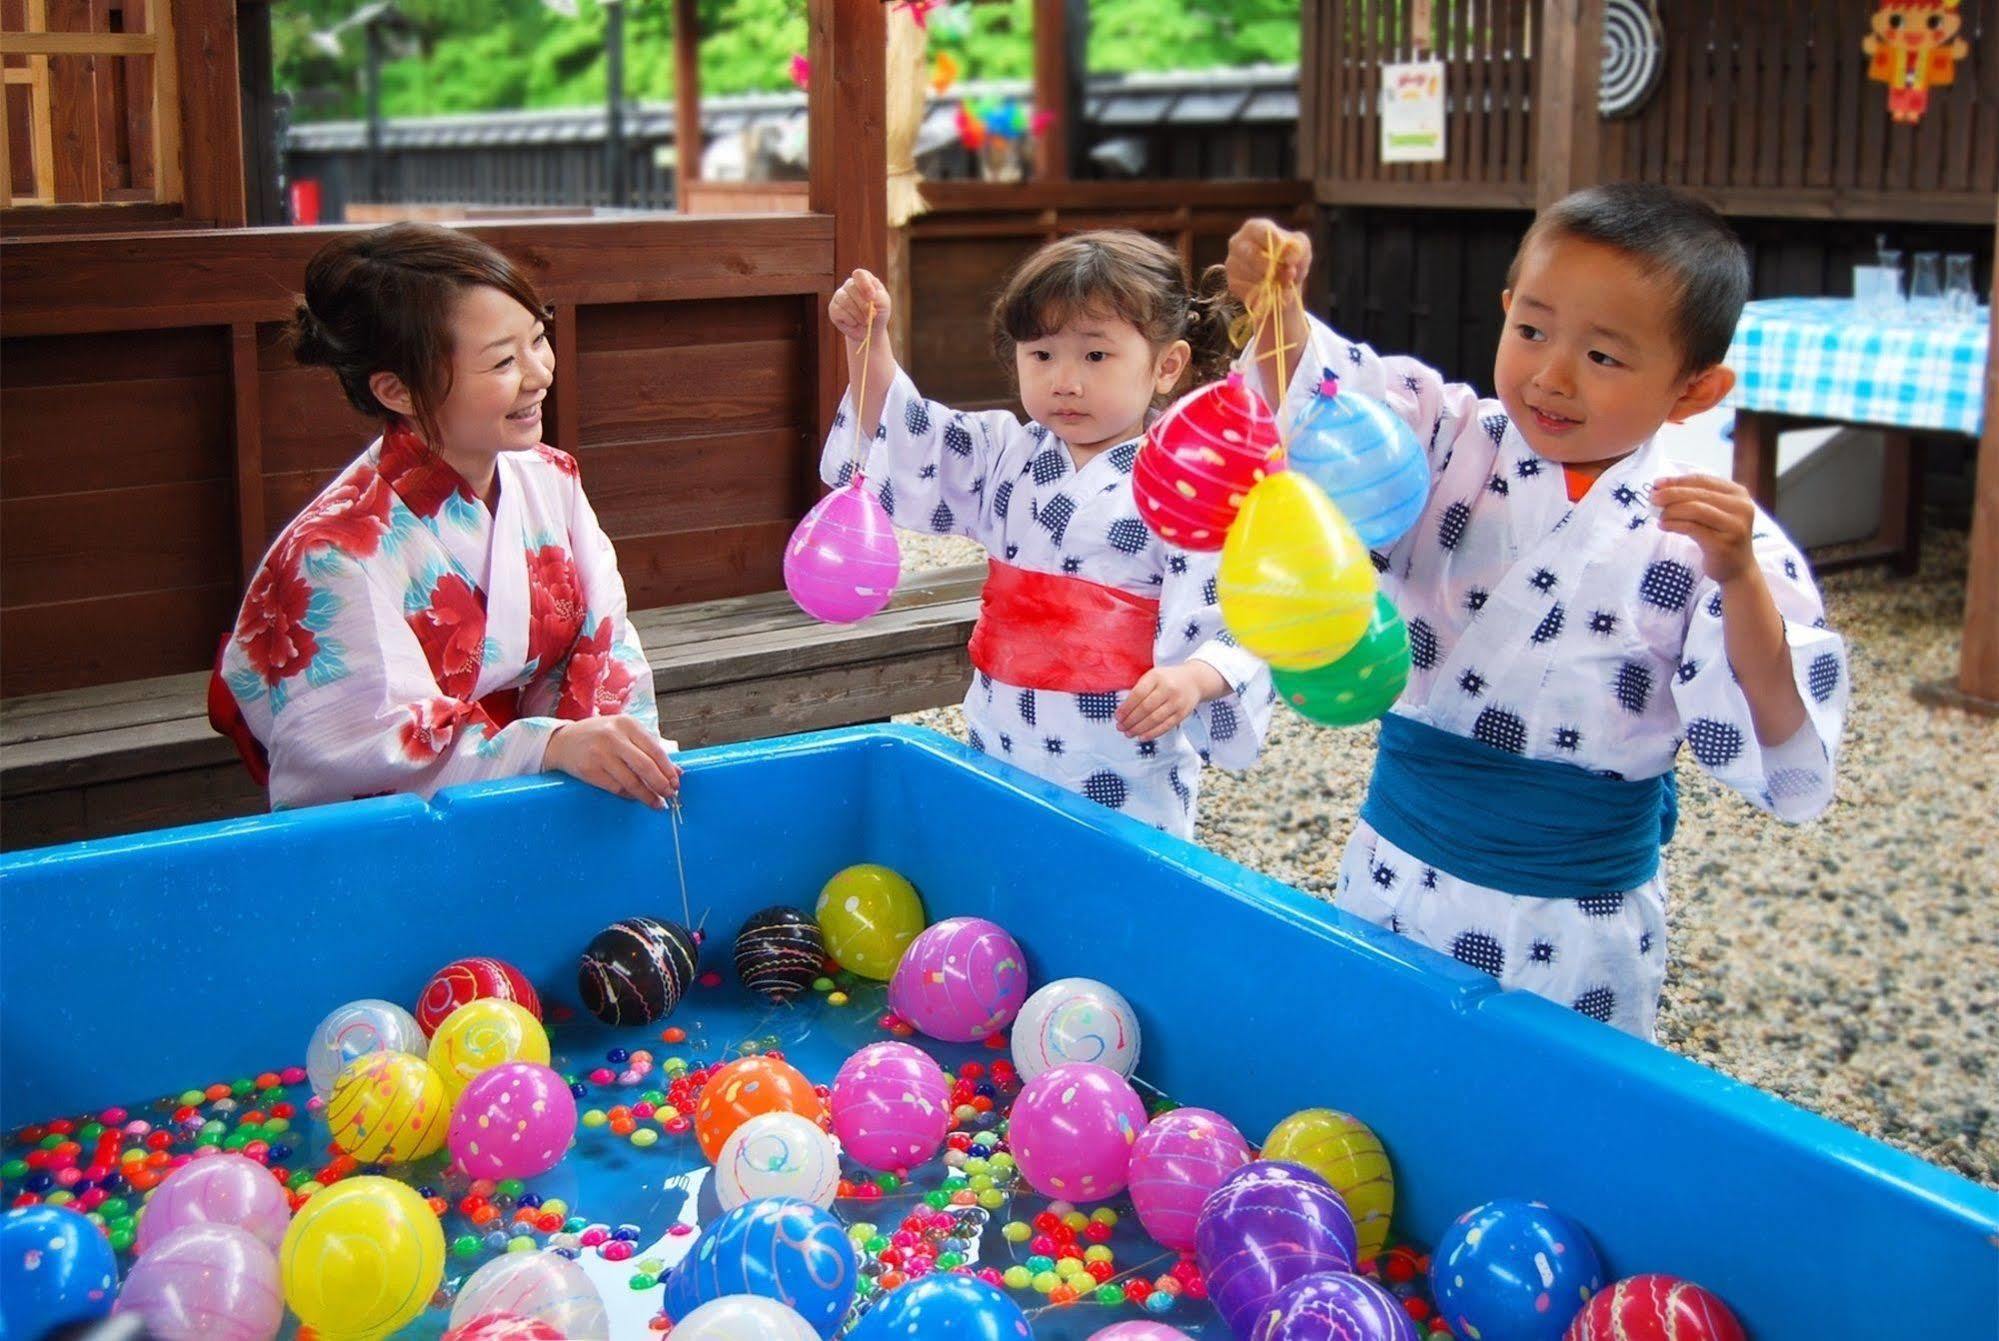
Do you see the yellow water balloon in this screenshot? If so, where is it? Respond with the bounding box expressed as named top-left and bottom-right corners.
top-left (324, 1050), bottom-right (449, 1163)
top-left (1217, 470), bottom-right (1377, 671)
top-left (427, 998), bottom-right (549, 1103)
top-left (814, 863), bottom-right (926, 980)
top-left (1264, 1107), bottom-right (1395, 1262)
top-left (280, 1175), bottom-right (445, 1339)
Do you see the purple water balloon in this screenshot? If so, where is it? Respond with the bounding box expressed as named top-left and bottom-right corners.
top-left (784, 478), bottom-right (901, 624)
top-left (116, 1223), bottom-right (285, 1341)
top-left (135, 1152), bottom-right (291, 1254)
top-left (1127, 1106), bottom-right (1253, 1252)
top-left (1195, 1160), bottom-right (1360, 1339)
top-left (1248, 1271), bottom-right (1419, 1341)
top-left (886, 916), bottom-right (1030, 1043)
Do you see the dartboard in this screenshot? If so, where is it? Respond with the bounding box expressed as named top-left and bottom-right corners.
top-left (1600, 0), bottom-right (1664, 119)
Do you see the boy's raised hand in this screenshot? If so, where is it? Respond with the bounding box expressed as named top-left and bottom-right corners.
top-left (1652, 473), bottom-right (1759, 584)
top-left (830, 269), bottom-right (893, 354)
top-left (1225, 218), bottom-right (1312, 305)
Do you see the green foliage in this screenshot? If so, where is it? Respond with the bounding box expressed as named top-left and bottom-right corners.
top-left (279, 0), bottom-right (1300, 122)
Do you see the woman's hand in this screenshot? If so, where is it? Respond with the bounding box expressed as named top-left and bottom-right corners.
top-left (544, 715), bottom-right (682, 809)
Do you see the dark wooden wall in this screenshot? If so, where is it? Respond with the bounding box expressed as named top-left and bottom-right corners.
top-left (0, 215), bottom-right (834, 698)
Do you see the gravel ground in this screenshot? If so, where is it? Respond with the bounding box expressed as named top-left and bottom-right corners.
top-left (892, 526), bottom-right (1999, 1188)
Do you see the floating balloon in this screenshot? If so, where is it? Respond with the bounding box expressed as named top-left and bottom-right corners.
top-left (1431, 1199), bottom-right (1603, 1341)
top-left (325, 1049), bottom-right (451, 1162)
top-left (1217, 469), bottom-right (1377, 670)
top-left (279, 1175), bottom-right (444, 1340)
top-left (663, 1197), bottom-right (857, 1339)
top-left (829, 1040), bottom-right (954, 1172)
top-left (1089, 1325), bottom-right (1195, 1341)
top-left (1008, 1062), bottom-right (1149, 1202)
top-left (1010, 976), bottom-right (1141, 1082)
top-left (845, 1272), bottom-right (1032, 1340)
top-left (1270, 592), bottom-right (1410, 728)
top-left (448, 1249), bottom-right (610, 1340)
top-left (115, 1223), bottom-right (283, 1341)
top-left (135, 1151), bottom-right (291, 1255)
top-left (887, 916), bottom-right (1030, 1042)
top-left (668, 1294), bottom-right (821, 1340)
top-left (785, 477), bottom-right (901, 624)
top-left (1127, 1107), bottom-right (1253, 1252)
top-left (428, 998), bottom-right (550, 1103)
top-left (715, 1111), bottom-right (841, 1210)
top-left (1564, 1275), bottom-right (1746, 1341)
top-left (0, 1205), bottom-right (118, 1339)
top-left (1288, 375), bottom-right (1430, 549)
top-left (1248, 1270), bottom-right (1418, 1341)
top-left (734, 906), bottom-right (827, 1004)
top-left (1196, 1161), bottom-right (1359, 1339)
top-left (695, 1055), bottom-right (825, 1163)
top-left (815, 864), bottom-right (926, 980)
top-left (1133, 370), bottom-right (1281, 549)
top-left (1263, 1108), bottom-right (1396, 1263)
top-left (446, 1316), bottom-right (565, 1341)
top-left (417, 957), bottom-right (541, 1036)
top-left (306, 997), bottom-right (426, 1099)
top-left (449, 1061), bottom-right (578, 1181)
top-left (577, 915), bottom-right (699, 1026)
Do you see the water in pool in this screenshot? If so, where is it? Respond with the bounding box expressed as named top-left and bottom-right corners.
top-left (1, 946), bottom-right (1439, 1339)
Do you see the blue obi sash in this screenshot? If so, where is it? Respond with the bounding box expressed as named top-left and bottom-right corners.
top-left (1359, 713), bottom-right (1678, 899)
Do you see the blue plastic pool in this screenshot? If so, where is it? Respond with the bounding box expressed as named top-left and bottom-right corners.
top-left (2, 725), bottom-right (1994, 1337)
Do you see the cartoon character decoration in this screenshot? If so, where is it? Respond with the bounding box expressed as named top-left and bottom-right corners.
top-left (1864, 0), bottom-right (1970, 125)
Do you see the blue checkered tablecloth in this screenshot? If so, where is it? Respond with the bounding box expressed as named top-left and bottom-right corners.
top-left (1725, 297), bottom-right (1988, 436)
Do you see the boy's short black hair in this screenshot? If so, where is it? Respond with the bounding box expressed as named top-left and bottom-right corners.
top-left (1508, 182), bottom-right (1750, 373)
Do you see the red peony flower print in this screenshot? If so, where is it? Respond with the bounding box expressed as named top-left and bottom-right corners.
top-left (287, 464), bottom-right (395, 563)
top-left (408, 573), bottom-right (489, 700)
top-left (534, 444), bottom-right (580, 477)
top-left (237, 556), bottom-right (320, 686)
top-left (380, 422), bottom-right (478, 519)
top-left (399, 697), bottom-right (490, 763)
top-left (525, 545), bottom-right (585, 670)
top-left (556, 617), bottom-right (638, 720)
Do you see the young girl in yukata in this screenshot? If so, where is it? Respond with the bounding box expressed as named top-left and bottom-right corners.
top-left (212, 224), bottom-right (683, 811)
top-left (825, 232), bottom-right (1276, 839)
top-left (1226, 185), bottom-right (1849, 1040)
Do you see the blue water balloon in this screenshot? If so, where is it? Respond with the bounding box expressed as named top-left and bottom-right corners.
top-left (1287, 375), bottom-right (1430, 549)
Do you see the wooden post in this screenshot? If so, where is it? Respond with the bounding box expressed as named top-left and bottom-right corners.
top-left (673, 0), bottom-right (699, 207)
top-left (1918, 211), bottom-right (1999, 714)
top-left (1033, 0), bottom-right (1087, 181)
top-left (807, 0), bottom-right (886, 476)
top-left (1532, 0), bottom-right (1604, 208)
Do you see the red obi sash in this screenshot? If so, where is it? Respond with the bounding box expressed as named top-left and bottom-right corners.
top-left (966, 559), bottom-right (1158, 693)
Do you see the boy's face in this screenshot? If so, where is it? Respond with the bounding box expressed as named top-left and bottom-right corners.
top-left (1494, 236), bottom-right (1732, 466)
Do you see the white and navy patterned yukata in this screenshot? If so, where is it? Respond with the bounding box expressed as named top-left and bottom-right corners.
top-left (1285, 316), bottom-right (1850, 1040)
top-left (820, 370), bottom-right (1275, 840)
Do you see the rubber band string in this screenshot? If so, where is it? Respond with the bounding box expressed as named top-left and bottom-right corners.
top-left (1228, 232), bottom-right (1300, 465)
top-left (844, 301), bottom-right (880, 483)
top-left (667, 796), bottom-right (703, 938)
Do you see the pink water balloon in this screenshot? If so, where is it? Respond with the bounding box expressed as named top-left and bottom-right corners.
top-left (1009, 1062), bottom-right (1149, 1202)
top-left (116, 1223), bottom-right (285, 1341)
top-left (887, 916), bottom-right (1030, 1043)
top-left (1127, 1106), bottom-right (1253, 1252)
top-left (135, 1153), bottom-right (291, 1255)
top-left (784, 478), bottom-right (901, 624)
top-left (449, 1062), bottom-right (578, 1181)
top-left (1089, 1324), bottom-right (1195, 1340)
top-left (830, 1041), bottom-right (954, 1173)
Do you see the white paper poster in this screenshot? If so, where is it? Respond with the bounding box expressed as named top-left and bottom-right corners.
top-left (1381, 59), bottom-right (1447, 164)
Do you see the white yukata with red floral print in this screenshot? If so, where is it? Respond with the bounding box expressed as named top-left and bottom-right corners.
top-left (218, 425), bottom-right (658, 810)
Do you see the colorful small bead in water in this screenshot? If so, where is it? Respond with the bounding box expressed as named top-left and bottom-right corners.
top-left (1003, 1265), bottom-right (1032, 1290)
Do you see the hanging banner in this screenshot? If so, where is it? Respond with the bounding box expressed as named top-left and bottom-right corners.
top-left (1380, 59), bottom-right (1447, 163)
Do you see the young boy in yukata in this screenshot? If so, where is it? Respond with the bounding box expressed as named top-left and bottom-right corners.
top-left (1228, 184), bottom-right (1848, 1040)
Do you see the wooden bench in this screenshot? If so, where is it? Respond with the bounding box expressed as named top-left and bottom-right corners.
top-left (0, 566), bottom-right (983, 852)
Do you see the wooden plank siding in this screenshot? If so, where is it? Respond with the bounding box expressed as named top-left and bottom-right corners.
top-left (1302, 0), bottom-right (1999, 224)
top-left (0, 213), bottom-right (838, 697)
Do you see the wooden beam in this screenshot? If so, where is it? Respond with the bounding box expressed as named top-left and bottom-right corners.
top-left (173, 0), bottom-right (242, 225)
top-left (1032, 0), bottom-right (1085, 182)
top-left (229, 322), bottom-right (265, 582)
top-left (807, 0), bottom-right (886, 454)
top-left (1947, 213), bottom-right (1999, 707)
top-left (673, 0), bottom-right (699, 202)
top-left (1532, 0), bottom-right (1604, 207)
top-left (0, 32), bottom-right (157, 56)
